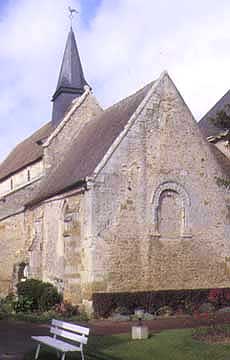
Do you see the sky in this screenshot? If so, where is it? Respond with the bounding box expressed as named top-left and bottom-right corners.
top-left (0, 0), bottom-right (230, 161)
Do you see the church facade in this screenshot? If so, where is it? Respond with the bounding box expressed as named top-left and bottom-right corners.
top-left (0, 28), bottom-right (229, 312)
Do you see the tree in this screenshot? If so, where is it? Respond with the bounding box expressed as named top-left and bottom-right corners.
top-left (208, 106), bottom-right (230, 189)
top-left (209, 105), bottom-right (230, 130)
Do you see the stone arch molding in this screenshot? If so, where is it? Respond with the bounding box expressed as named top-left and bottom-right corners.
top-left (152, 181), bottom-right (192, 238)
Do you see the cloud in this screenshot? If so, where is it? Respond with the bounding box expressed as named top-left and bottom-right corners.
top-left (0, 0), bottom-right (80, 161)
top-left (84, 0), bottom-right (230, 114)
top-left (0, 0), bottom-right (230, 161)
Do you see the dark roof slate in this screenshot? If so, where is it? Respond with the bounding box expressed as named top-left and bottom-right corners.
top-left (28, 82), bottom-right (153, 205)
top-left (52, 27), bottom-right (88, 100)
top-left (199, 89), bottom-right (230, 137)
top-left (0, 122), bottom-right (53, 181)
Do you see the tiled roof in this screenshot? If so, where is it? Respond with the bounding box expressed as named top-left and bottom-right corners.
top-left (0, 122), bottom-right (53, 182)
top-left (27, 82), bottom-right (153, 205)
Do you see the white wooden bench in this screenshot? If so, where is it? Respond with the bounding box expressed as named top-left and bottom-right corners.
top-left (31, 319), bottom-right (90, 360)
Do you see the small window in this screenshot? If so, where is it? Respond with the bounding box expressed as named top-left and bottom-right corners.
top-left (18, 262), bottom-right (29, 282)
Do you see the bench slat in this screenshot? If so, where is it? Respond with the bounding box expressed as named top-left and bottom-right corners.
top-left (52, 319), bottom-right (89, 336)
top-left (50, 327), bottom-right (88, 344)
top-left (32, 336), bottom-right (80, 352)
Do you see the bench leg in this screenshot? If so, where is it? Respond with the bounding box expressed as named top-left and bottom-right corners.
top-left (35, 344), bottom-right (41, 360)
top-left (61, 353), bottom-right (65, 360)
top-left (81, 349), bottom-right (85, 360)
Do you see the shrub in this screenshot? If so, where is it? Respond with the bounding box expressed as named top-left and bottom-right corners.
top-left (14, 295), bottom-right (33, 313)
top-left (0, 294), bottom-right (16, 317)
top-left (113, 306), bottom-right (132, 316)
top-left (16, 279), bottom-right (62, 312)
top-left (157, 306), bottom-right (173, 317)
top-left (92, 288), bottom-right (230, 318)
top-left (198, 302), bottom-right (215, 313)
top-left (54, 301), bottom-right (79, 317)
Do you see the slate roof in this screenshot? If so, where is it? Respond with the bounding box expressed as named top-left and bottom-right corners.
top-left (51, 27), bottom-right (89, 126)
top-left (27, 82), bottom-right (153, 205)
top-left (0, 122), bottom-right (53, 182)
top-left (52, 27), bottom-right (88, 100)
top-left (199, 89), bottom-right (230, 137)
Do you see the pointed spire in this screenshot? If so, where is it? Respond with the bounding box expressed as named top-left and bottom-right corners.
top-left (51, 27), bottom-right (89, 126)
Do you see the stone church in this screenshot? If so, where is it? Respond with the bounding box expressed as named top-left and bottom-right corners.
top-left (0, 27), bottom-right (229, 312)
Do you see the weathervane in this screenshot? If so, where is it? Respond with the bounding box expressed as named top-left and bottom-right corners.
top-left (68, 6), bottom-right (79, 26)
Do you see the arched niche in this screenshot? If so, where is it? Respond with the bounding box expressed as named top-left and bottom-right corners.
top-left (152, 181), bottom-right (192, 238)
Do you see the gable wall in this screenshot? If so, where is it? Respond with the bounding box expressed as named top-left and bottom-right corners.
top-left (44, 94), bottom-right (102, 171)
top-left (84, 75), bottom-right (230, 299)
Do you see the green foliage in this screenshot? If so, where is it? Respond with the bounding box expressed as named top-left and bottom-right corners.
top-left (192, 324), bottom-right (230, 341)
top-left (198, 302), bottom-right (215, 313)
top-left (157, 305), bottom-right (173, 317)
top-left (93, 288), bottom-right (230, 318)
top-left (0, 283), bottom-right (88, 323)
top-left (54, 301), bottom-right (79, 317)
top-left (14, 295), bottom-right (33, 313)
top-left (0, 294), bottom-right (16, 318)
top-left (16, 279), bottom-right (62, 312)
top-left (216, 176), bottom-right (230, 189)
top-left (209, 105), bottom-right (230, 129)
top-left (11, 310), bottom-right (58, 323)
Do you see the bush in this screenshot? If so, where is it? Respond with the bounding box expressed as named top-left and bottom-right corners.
top-left (92, 288), bottom-right (230, 318)
top-left (0, 294), bottom-right (16, 318)
top-left (198, 302), bottom-right (215, 313)
top-left (54, 301), bottom-right (79, 317)
top-left (16, 279), bottom-right (62, 312)
top-left (157, 306), bottom-right (173, 317)
top-left (113, 306), bottom-right (132, 316)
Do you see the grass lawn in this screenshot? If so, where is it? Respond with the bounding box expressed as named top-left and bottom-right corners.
top-left (24, 328), bottom-right (230, 360)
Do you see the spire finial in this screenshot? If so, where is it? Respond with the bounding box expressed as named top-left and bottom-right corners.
top-left (68, 6), bottom-right (78, 27)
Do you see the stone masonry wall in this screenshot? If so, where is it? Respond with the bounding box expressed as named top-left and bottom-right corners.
top-left (0, 92), bottom-right (101, 298)
top-left (27, 192), bottom-right (85, 304)
top-left (44, 93), bottom-right (102, 171)
top-left (84, 74), bottom-right (230, 300)
top-left (0, 212), bottom-right (28, 295)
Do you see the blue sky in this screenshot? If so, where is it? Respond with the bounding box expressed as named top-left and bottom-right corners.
top-left (80, 0), bottom-right (102, 25)
top-left (0, 0), bottom-right (230, 162)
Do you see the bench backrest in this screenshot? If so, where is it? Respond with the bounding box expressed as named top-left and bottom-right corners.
top-left (51, 319), bottom-right (89, 345)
